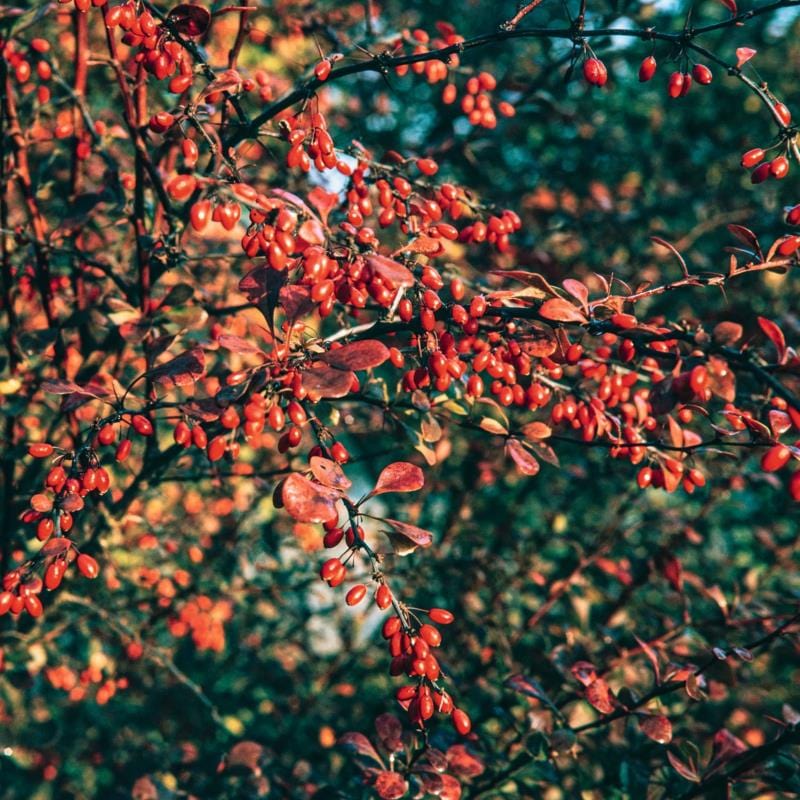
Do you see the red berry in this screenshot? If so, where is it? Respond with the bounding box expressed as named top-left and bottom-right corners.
top-left (741, 148), bottom-right (765, 168)
top-left (345, 584), bottom-right (367, 606)
top-left (77, 554), bottom-right (100, 579)
top-left (452, 707), bottom-right (472, 735)
top-left (761, 444), bottom-right (791, 472)
top-left (131, 415), bottom-right (153, 436)
top-left (638, 56), bottom-right (657, 82)
top-left (691, 64), bottom-right (713, 85)
top-left (667, 72), bottom-right (684, 99)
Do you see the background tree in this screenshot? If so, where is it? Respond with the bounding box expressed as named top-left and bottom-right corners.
top-left (0, 0), bottom-right (799, 797)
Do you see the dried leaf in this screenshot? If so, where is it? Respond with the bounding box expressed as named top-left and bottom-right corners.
top-left (371, 462), bottom-right (424, 496)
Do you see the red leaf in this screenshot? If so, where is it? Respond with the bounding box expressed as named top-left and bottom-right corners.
top-left (371, 462), bottom-right (425, 496)
top-left (539, 297), bottom-right (588, 324)
top-left (366, 254), bottom-right (415, 288)
top-left (718, 0), bottom-right (737, 13)
top-left (562, 278), bottom-right (589, 308)
top-left (736, 47), bottom-right (757, 68)
top-left (374, 771), bottom-right (408, 800)
top-left (439, 774), bottom-right (463, 800)
top-left (506, 439), bottom-right (540, 476)
top-left (585, 678), bottom-right (614, 714)
top-left (309, 457), bottom-right (352, 491)
top-left (639, 714), bottom-right (672, 744)
top-left (281, 474), bottom-right (339, 523)
top-left (60, 493), bottom-right (84, 512)
top-left (279, 285), bottom-right (315, 323)
top-left (148, 349), bottom-right (205, 388)
top-left (758, 316), bottom-right (787, 363)
top-left (301, 364), bottom-right (355, 399)
top-left (727, 225), bottom-right (761, 257)
top-left (321, 340), bottom-right (390, 371)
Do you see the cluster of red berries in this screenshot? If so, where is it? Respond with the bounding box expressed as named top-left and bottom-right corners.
top-left (3, 37), bottom-right (53, 104)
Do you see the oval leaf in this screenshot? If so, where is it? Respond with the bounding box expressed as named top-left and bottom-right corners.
top-left (506, 438), bottom-right (540, 476)
top-left (321, 340), bottom-right (390, 371)
top-left (371, 462), bottom-right (424, 496)
top-left (539, 297), bottom-right (588, 324)
top-left (639, 714), bottom-right (673, 744)
top-left (309, 457), bottom-right (352, 491)
top-left (281, 473), bottom-right (338, 523)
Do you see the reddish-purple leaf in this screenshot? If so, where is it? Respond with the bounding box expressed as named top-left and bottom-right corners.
top-left (321, 340), bottom-right (390, 371)
top-left (506, 438), bottom-right (540, 476)
top-left (307, 187), bottom-right (339, 226)
top-left (217, 334), bottom-right (265, 356)
top-left (727, 224), bottom-right (762, 257)
top-left (585, 678), bottom-right (614, 714)
top-left (148, 349), bottom-right (205, 388)
top-left (309, 457), bottom-right (352, 491)
top-left (370, 462), bottom-right (425, 496)
top-left (718, 0), bottom-right (737, 14)
top-left (633, 634), bottom-right (662, 684)
top-left (562, 278), bottom-right (589, 308)
top-left (301, 364), bottom-right (355, 399)
top-left (539, 297), bottom-right (588, 324)
top-left (639, 714), bottom-right (673, 744)
top-left (375, 714), bottom-right (404, 753)
top-left (707, 356), bottom-right (736, 402)
top-left (279, 285), bottom-right (315, 323)
top-left (281, 473), bottom-right (339, 523)
top-left (374, 771), bottom-right (408, 800)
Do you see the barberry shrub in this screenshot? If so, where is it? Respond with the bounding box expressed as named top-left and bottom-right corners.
top-left (1, 0), bottom-right (799, 796)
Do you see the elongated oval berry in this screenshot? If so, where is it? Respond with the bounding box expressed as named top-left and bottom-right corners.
top-left (761, 444), bottom-right (791, 472)
top-left (774, 102), bottom-right (792, 126)
top-left (77, 554), bottom-right (99, 579)
top-left (190, 199), bottom-right (212, 232)
top-left (207, 435), bottom-right (227, 462)
top-left (115, 438), bottom-right (132, 462)
top-left (429, 608), bottom-right (454, 624)
top-left (638, 56), bottom-right (657, 82)
top-left (751, 162), bottom-right (772, 184)
top-left (24, 594), bottom-right (43, 618)
top-left (45, 562), bottom-right (65, 591)
top-left (97, 424), bottom-right (116, 445)
top-left (320, 557), bottom-right (344, 582)
top-left (345, 584), bottom-right (367, 606)
top-left (786, 204), bottom-right (800, 225)
top-left (452, 707), bottom-right (472, 735)
top-left (0, 591), bottom-right (12, 615)
top-left (375, 584), bottom-right (392, 610)
top-left (778, 235), bottom-right (800, 256)
top-left (770, 156), bottom-right (789, 179)
top-left (314, 59), bottom-right (332, 82)
top-left (667, 71), bottom-right (684, 99)
top-left (382, 616), bottom-right (402, 639)
top-left (131, 415), bottom-right (153, 436)
top-left (419, 623), bottom-right (442, 647)
top-left (28, 442), bottom-right (54, 458)
top-left (741, 148), bottom-right (765, 168)
top-left (583, 57), bottom-right (607, 87)
top-left (691, 64), bottom-right (712, 85)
